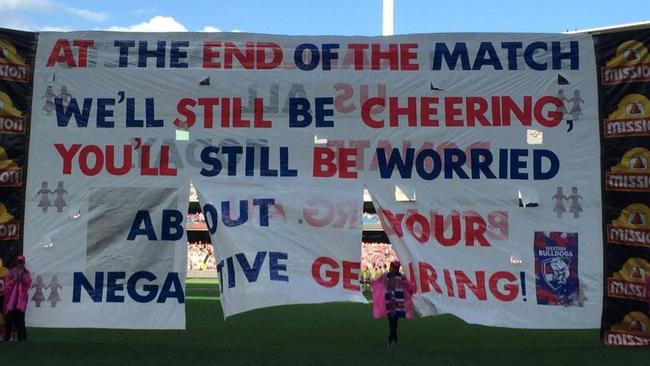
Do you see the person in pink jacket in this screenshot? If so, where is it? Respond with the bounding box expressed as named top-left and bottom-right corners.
top-left (371, 260), bottom-right (413, 346)
top-left (3, 255), bottom-right (32, 342)
top-left (647, 274), bottom-right (650, 316)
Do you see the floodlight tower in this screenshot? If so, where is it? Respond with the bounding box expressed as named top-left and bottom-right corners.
top-left (383, 0), bottom-right (394, 36)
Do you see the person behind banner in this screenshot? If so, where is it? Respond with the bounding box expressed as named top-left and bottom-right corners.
top-left (371, 260), bottom-right (413, 347)
top-left (3, 255), bottom-right (32, 342)
top-left (0, 258), bottom-right (8, 339)
top-left (647, 273), bottom-right (650, 316)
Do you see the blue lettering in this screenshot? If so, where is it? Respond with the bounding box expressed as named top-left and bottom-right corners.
top-left (114, 40), bottom-right (135, 68)
top-left (377, 148), bottom-right (414, 178)
top-left (73, 272), bottom-right (103, 302)
top-left (157, 272), bottom-right (185, 303)
top-left (552, 41), bottom-right (579, 70)
top-left (280, 147), bottom-right (298, 176)
top-left (414, 149), bottom-right (441, 180)
top-left (73, 271), bottom-right (184, 303)
top-left (289, 98), bottom-right (312, 127)
top-left (321, 44), bottom-right (339, 70)
top-left (145, 98), bottom-right (163, 127)
top-left (444, 149), bottom-right (469, 179)
top-left (524, 42), bottom-right (547, 71)
top-left (294, 43), bottom-right (320, 71)
top-left (55, 97), bottom-right (92, 127)
top-left (221, 200), bottom-right (248, 227)
top-left (200, 146), bottom-right (222, 177)
top-left (501, 42), bottom-right (522, 70)
top-left (253, 198), bottom-right (275, 226)
top-left (96, 98), bottom-right (115, 128)
top-left (138, 40), bottom-right (166, 68)
top-left (269, 252), bottom-right (289, 281)
top-left (221, 145), bottom-right (242, 176)
top-left (106, 272), bottom-right (125, 302)
top-left (432, 42), bottom-right (470, 70)
top-left (127, 210), bottom-right (157, 240)
top-left (170, 41), bottom-right (189, 68)
top-left (470, 149), bottom-right (496, 179)
top-left (473, 42), bottom-right (502, 70)
top-left (510, 149), bottom-right (528, 179)
top-left (235, 252), bottom-right (267, 283)
top-left (203, 204), bottom-right (218, 234)
top-left (128, 271), bottom-right (158, 303)
top-left (126, 98), bottom-right (143, 127)
top-left (162, 209), bottom-right (184, 240)
top-left (533, 149), bottom-right (559, 179)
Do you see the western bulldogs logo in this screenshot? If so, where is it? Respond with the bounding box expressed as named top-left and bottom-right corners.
top-left (542, 257), bottom-right (571, 291)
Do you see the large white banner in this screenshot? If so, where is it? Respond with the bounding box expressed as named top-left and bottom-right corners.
top-left (24, 31), bottom-right (600, 328)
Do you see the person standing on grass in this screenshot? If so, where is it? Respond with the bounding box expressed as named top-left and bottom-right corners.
top-left (647, 273), bottom-right (650, 316)
top-left (3, 255), bottom-right (32, 342)
top-left (371, 260), bottom-right (413, 347)
top-left (0, 257), bottom-right (8, 338)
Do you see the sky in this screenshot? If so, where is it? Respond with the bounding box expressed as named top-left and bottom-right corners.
top-left (0, 0), bottom-right (648, 35)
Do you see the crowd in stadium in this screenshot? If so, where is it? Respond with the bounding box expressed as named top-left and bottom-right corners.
top-left (187, 242), bottom-right (216, 271)
top-left (186, 241), bottom-right (397, 279)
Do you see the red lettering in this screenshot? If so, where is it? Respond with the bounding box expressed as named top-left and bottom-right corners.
top-left (303, 198), bottom-right (335, 227)
top-left (313, 147), bottom-right (337, 177)
top-left (105, 145), bottom-right (132, 175)
top-left (535, 96), bottom-right (563, 127)
top-left (342, 260), bottom-right (360, 291)
top-left (338, 148), bottom-right (358, 178)
top-left (334, 83), bottom-right (355, 113)
top-left (347, 44), bottom-right (369, 70)
top-left (464, 212), bottom-right (489, 246)
top-left (405, 213), bottom-right (430, 244)
top-left (140, 145), bottom-right (158, 175)
top-left (389, 97), bottom-right (417, 127)
top-left (400, 44), bottom-right (419, 71)
top-left (434, 212), bottom-right (461, 246)
top-left (173, 98), bottom-right (197, 128)
top-left (79, 145), bottom-right (104, 176)
top-left (256, 42), bottom-right (282, 69)
top-left (418, 262), bottom-right (442, 294)
top-left (371, 44), bottom-right (398, 70)
top-left (46, 39), bottom-right (76, 67)
top-left (455, 270), bottom-right (487, 300)
top-left (55, 143), bottom-right (81, 174)
top-left (73, 39), bottom-right (94, 67)
top-left (361, 97), bottom-right (385, 128)
top-left (224, 42), bottom-right (255, 69)
top-left (502, 96), bottom-right (531, 126)
top-left (444, 97), bottom-right (464, 126)
top-left (466, 96), bottom-right (490, 126)
top-left (377, 208), bottom-right (404, 238)
top-left (311, 256), bottom-right (339, 288)
top-left (420, 97), bottom-right (439, 127)
top-left (158, 145), bottom-right (177, 176)
top-left (253, 98), bottom-right (272, 128)
top-left (195, 98), bottom-right (219, 129)
top-left (202, 42), bottom-right (221, 68)
top-left (489, 271), bottom-right (519, 301)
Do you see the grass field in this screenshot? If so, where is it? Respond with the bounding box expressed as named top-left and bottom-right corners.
top-left (1, 279), bottom-right (649, 366)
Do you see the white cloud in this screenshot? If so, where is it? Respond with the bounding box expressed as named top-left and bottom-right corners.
top-left (0, 0), bottom-right (53, 11)
top-left (201, 26), bottom-right (242, 33)
top-left (40, 25), bottom-right (72, 32)
top-left (104, 16), bottom-right (187, 32)
top-left (201, 26), bottom-right (221, 32)
top-left (133, 8), bottom-right (157, 15)
top-left (65, 8), bottom-right (106, 22)
top-left (0, 0), bottom-right (107, 21)
top-left (0, 11), bottom-right (37, 31)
